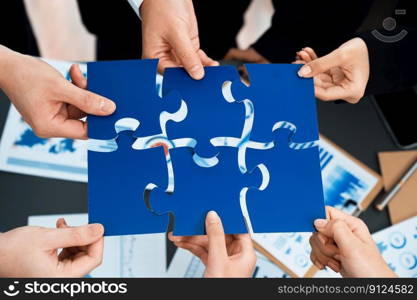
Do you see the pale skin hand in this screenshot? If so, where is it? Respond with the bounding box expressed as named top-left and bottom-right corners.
top-left (224, 48), bottom-right (269, 63)
top-left (309, 206), bottom-right (396, 278)
top-left (296, 38), bottom-right (370, 103)
top-left (169, 211), bottom-right (256, 278)
top-left (0, 218), bottom-right (104, 278)
top-left (140, 0), bottom-right (218, 80)
top-left (0, 45), bottom-right (116, 139)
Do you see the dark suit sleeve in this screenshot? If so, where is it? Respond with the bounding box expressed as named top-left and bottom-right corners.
top-left (358, 29), bottom-right (417, 95)
top-left (357, 0), bottom-right (417, 95)
top-left (251, 0), bottom-right (373, 63)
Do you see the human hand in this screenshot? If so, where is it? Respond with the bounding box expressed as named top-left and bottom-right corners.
top-left (169, 211), bottom-right (256, 278)
top-left (310, 206), bottom-right (396, 277)
top-left (0, 46), bottom-right (115, 139)
top-left (224, 48), bottom-right (269, 63)
top-left (0, 219), bottom-right (104, 277)
top-left (140, 0), bottom-right (218, 79)
top-left (296, 38), bottom-right (370, 103)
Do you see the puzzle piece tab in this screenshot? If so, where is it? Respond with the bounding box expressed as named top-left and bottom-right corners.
top-left (228, 64), bottom-right (319, 144)
top-left (87, 59), bottom-right (182, 140)
top-left (244, 128), bottom-right (325, 233)
top-left (88, 129), bottom-right (169, 236)
top-left (147, 147), bottom-right (265, 236)
top-left (162, 66), bottom-right (246, 159)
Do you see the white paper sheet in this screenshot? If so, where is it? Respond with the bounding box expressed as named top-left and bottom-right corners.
top-left (253, 233), bottom-right (312, 277)
top-left (319, 138), bottom-right (379, 214)
top-left (372, 215), bottom-right (417, 278)
top-left (313, 268), bottom-right (342, 278)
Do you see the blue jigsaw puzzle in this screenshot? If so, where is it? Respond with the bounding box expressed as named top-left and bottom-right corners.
top-left (87, 59), bottom-right (182, 140)
top-left (244, 128), bottom-right (325, 232)
top-left (228, 64), bottom-right (319, 144)
top-left (146, 146), bottom-right (264, 236)
top-left (87, 59), bottom-right (325, 236)
top-left (162, 66), bottom-right (245, 159)
top-left (88, 129), bottom-right (169, 236)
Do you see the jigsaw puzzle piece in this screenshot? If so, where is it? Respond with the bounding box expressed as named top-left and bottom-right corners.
top-left (147, 147), bottom-right (265, 236)
top-left (88, 129), bottom-right (169, 236)
top-left (227, 64), bottom-right (319, 144)
top-left (162, 66), bottom-right (246, 159)
top-left (244, 128), bottom-right (325, 233)
top-left (87, 59), bottom-right (183, 140)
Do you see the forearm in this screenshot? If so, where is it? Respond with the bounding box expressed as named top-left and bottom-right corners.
top-left (252, 0), bottom-right (373, 62)
top-left (0, 45), bottom-right (18, 90)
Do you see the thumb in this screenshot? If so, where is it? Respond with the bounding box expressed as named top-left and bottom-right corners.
top-left (45, 224), bottom-right (104, 249)
top-left (206, 211), bottom-right (228, 263)
top-left (298, 49), bottom-right (342, 78)
top-left (62, 82), bottom-right (116, 116)
top-left (314, 219), bottom-right (359, 253)
top-left (169, 31), bottom-right (204, 80)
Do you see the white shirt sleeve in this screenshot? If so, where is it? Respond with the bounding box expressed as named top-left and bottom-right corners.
top-left (127, 0), bottom-right (144, 18)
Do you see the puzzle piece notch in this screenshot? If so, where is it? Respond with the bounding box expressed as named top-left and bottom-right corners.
top-left (162, 66), bottom-right (246, 160)
top-left (88, 129), bottom-right (170, 236)
top-left (146, 146), bottom-right (266, 236)
top-left (88, 118), bottom-right (140, 153)
top-left (87, 59), bottom-right (183, 140)
top-left (244, 127), bottom-right (325, 233)
top-left (227, 63), bottom-right (319, 144)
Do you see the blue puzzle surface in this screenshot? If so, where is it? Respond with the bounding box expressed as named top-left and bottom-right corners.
top-left (87, 59), bottom-right (182, 140)
top-left (230, 64), bottom-right (319, 144)
top-left (244, 129), bottom-right (325, 232)
top-left (147, 147), bottom-right (263, 236)
top-left (88, 130), bottom-right (169, 236)
top-left (87, 60), bottom-right (325, 236)
top-left (162, 66), bottom-right (245, 159)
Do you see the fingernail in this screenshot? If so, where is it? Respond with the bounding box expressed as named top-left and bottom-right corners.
top-left (100, 99), bottom-right (116, 113)
top-left (191, 65), bottom-right (204, 80)
top-left (88, 223), bottom-right (104, 236)
top-left (334, 254), bottom-right (342, 261)
top-left (314, 219), bottom-right (328, 228)
top-left (206, 211), bottom-right (220, 224)
top-left (298, 65), bottom-right (311, 77)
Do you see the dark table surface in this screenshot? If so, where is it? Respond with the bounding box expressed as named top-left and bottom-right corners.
top-left (0, 87), bottom-right (414, 265)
